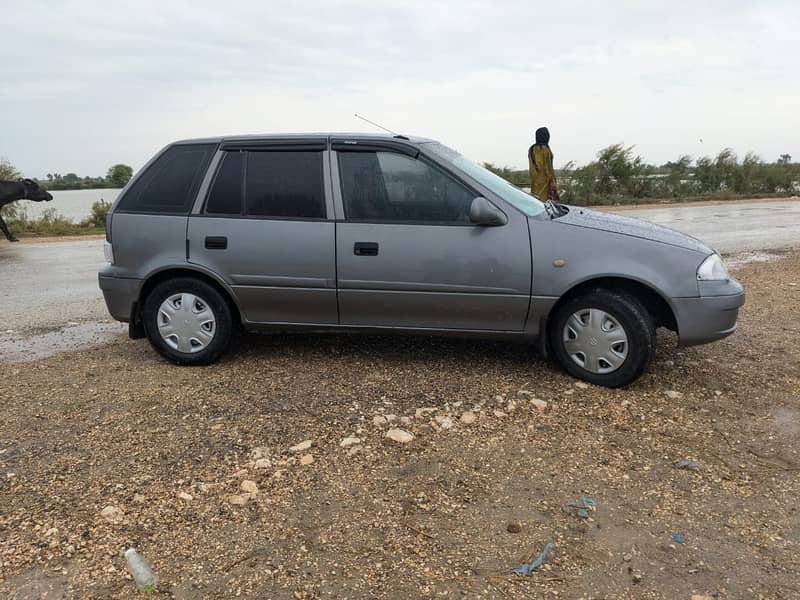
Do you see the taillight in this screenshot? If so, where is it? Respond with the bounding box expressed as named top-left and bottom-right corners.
top-left (104, 210), bottom-right (114, 263)
top-left (103, 241), bottom-right (115, 264)
top-left (105, 210), bottom-right (112, 242)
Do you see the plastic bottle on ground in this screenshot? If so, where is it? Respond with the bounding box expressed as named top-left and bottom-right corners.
top-left (124, 548), bottom-right (158, 592)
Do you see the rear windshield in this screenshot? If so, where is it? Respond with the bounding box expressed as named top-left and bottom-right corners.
top-left (116, 143), bottom-right (216, 214)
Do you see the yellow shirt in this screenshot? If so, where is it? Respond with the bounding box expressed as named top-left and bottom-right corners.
top-left (528, 144), bottom-right (556, 201)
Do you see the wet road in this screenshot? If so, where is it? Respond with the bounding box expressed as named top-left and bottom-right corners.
top-left (0, 239), bottom-right (125, 360)
top-left (609, 199), bottom-right (800, 253)
top-left (0, 199), bottom-right (797, 359)
top-left (0, 239), bottom-right (108, 331)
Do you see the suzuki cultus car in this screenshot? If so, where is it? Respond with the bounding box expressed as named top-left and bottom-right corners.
top-left (99, 134), bottom-right (744, 387)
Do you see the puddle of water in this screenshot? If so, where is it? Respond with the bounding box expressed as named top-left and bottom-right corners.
top-left (0, 322), bottom-right (126, 362)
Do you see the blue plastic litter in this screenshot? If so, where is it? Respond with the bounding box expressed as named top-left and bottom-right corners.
top-left (564, 496), bottom-right (597, 519)
top-left (673, 532), bottom-right (683, 544)
top-left (511, 542), bottom-right (555, 576)
top-left (675, 460), bottom-right (701, 471)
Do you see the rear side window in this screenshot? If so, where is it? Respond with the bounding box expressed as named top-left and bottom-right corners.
top-left (205, 152), bottom-right (243, 215)
top-left (338, 151), bottom-right (475, 223)
top-left (117, 143), bottom-right (215, 214)
top-left (245, 151), bottom-right (325, 219)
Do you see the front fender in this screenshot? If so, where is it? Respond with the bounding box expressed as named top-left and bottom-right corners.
top-left (531, 219), bottom-right (705, 300)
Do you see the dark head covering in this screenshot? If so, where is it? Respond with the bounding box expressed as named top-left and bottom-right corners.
top-left (535, 127), bottom-right (550, 145)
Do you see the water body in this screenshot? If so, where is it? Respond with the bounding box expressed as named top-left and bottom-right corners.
top-left (17, 188), bottom-right (121, 222)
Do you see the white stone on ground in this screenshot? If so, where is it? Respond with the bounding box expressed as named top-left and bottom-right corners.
top-left (385, 429), bottom-right (414, 443)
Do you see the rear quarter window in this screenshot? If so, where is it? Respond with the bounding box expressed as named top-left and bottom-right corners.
top-left (116, 143), bottom-right (216, 214)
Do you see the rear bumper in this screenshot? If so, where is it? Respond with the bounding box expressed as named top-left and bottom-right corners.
top-left (98, 273), bottom-right (141, 322)
top-left (673, 279), bottom-right (745, 347)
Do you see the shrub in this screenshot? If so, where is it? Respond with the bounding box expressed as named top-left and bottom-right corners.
top-left (81, 199), bottom-right (111, 228)
top-left (6, 206), bottom-right (105, 237)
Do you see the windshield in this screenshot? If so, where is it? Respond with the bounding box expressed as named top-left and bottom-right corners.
top-left (424, 142), bottom-right (545, 217)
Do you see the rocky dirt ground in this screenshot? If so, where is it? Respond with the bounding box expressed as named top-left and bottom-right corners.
top-left (1, 252), bottom-right (799, 599)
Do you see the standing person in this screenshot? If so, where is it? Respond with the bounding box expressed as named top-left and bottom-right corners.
top-left (528, 127), bottom-right (559, 202)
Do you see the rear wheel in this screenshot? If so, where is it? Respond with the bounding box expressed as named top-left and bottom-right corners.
top-left (549, 288), bottom-right (655, 387)
top-left (143, 277), bottom-right (233, 365)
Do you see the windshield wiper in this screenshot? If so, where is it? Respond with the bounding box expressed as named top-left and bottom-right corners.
top-left (544, 199), bottom-right (558, 219)
top-left (545, 199), bottom-right (569, 219)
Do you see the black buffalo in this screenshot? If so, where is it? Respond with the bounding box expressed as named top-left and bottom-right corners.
top-left (0, 179), bottom-right (53, 242)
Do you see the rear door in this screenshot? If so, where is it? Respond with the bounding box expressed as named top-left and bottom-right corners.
top-left (187, 140), bottom-right (337, 324)
top-left (332, 141), bottom-right (531, 331)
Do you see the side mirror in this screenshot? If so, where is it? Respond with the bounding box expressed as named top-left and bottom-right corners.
top-left (470, 197), bottom-right (507, 226)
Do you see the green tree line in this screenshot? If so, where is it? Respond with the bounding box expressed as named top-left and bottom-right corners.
top-left (42, 163), bottom-right (133, 190)
top-left (2, 159), bottom-right (133, 191)
top-left (485, 145), bottom-right (798, 205)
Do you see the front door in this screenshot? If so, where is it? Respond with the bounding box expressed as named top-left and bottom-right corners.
top-left (188, 143), bottom-right (337, 325)
top-left (333, 146), bottom-right (531, 331)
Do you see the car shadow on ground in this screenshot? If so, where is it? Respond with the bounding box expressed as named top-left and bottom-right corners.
top-left (219, 328), bottom-right (684, 384)
top-left (226, 330), bottom-right (548, 373)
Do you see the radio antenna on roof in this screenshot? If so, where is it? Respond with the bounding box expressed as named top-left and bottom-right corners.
top-left (354, 113), bottom-right (400, 136)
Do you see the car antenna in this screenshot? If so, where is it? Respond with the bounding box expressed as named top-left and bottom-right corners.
top-left (353, 113), bottom-right (408, 139)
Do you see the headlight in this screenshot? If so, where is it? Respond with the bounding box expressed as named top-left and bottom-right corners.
top-left (697, 253), bottom-right (729, 281)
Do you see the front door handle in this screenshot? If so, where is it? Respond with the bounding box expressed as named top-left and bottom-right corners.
top-left (354, 242), bottom-right (378, 256)
top-left (205, 236), bottom-right (228, 250)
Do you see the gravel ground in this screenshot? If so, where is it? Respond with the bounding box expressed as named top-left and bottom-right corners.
top-left (1, 251), bottom-right (799, 599)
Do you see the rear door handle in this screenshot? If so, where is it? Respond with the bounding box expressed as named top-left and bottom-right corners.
top-left (205, 236), bottom-right (228, 250)
top-left (354, 242), bottom-right (378, 256)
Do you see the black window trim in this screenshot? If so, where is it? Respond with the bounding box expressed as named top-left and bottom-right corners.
top-left (331, 139), bottom-right (419, 158)
top-left (115, 210), bottom-right (201, 217)
top-left (335, 147), bottom-right (484, 227)
top-left (192, 213), bottom-right (332, 223)
top-left (220, 138), bottom-right (327, 152)
top-left (201, 147), bottom-right (330, 221)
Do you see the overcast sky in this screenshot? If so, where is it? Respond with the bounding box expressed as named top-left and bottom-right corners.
top-left (2, 0), bottom-right (799, 177)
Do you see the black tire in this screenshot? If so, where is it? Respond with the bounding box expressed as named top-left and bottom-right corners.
top-left (142, 277), bottom-right (234, 366)
top-left (549, 288), bottom-right (655, 388)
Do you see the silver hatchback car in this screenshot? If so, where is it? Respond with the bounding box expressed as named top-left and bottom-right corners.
top-left (99, 134), bottom-right (744, 387)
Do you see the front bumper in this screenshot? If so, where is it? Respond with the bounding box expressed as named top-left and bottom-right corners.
top-left (98, 273), bottom-right (141, 322)
top-left (672, 278), bottom-right (745, 347)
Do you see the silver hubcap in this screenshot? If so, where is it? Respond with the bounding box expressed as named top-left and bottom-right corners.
top-left (562, 308), bottom-right (628, 374)
top-left (157, 293), bottom-right (216, 353)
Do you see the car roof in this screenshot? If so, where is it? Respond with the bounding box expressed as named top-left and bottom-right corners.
top-left (172, 132), bottom-right (437, 146)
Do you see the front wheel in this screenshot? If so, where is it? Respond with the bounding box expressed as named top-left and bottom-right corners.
top-left (549, 289), bottom-right (655, 388)
top-left (142, 277), bottom-right (234, 366)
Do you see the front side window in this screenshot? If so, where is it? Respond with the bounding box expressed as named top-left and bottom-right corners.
top-left (117, 143), bottom-right (215, 214)
top-left (245, 151), bottom-right (325, 219)
top-left (424, 141), bottom-right (546, 217)
top-left (338, 151), bottom-right (476, 223)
